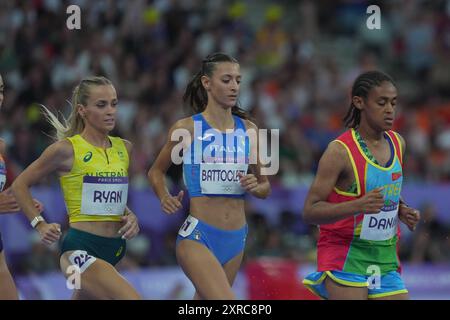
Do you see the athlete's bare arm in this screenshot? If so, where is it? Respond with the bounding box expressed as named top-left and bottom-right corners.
top-left (11, 140), bottom-right (73, 242)
top-left (303, 141), bottom-right (384, 225)
top-left (148, 117), bottom-right (193, 214)
top-left (242, 120), bottom-right (270, 199)
top-left (12, 140), bottom-right (73, 219)
top-left (0, 138), bottom-right (44, 214)
top-left (0, 139), bottom-right (20, 213)
top-left (395, 132), bottom-right (420, 231)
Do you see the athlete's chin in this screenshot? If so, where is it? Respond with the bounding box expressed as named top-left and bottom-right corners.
top-left (101, 125), bottom-right (114, 133)
top-left (219, 101), bottom-right (235, 110)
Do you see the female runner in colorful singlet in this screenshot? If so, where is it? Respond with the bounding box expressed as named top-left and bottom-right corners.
top-left (303, 71), bottom-right (420, 300)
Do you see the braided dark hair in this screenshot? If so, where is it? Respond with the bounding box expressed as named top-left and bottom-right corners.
top-left (344, 71), bottom-right (396, 128)
top-left (183, 52), bottom-right (249, 119)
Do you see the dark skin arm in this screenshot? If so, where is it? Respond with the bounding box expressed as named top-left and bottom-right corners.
top-left (396, 133), bottom-right (420, 231)
top-left (303, 141), bottom-right (385, 225)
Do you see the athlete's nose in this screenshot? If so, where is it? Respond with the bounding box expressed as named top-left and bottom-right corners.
top-left (231, 80), bottom-right (239, 93)
top-left (106, 103), bottom-right (117, 115)
top-left (385, 103), bottom-right (394, 114)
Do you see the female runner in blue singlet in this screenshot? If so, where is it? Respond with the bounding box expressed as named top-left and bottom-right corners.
top-left (148, 53), bottom-right (271, 299)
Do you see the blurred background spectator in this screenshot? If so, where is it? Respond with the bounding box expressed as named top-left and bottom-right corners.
top-left (409, 203), bottom-right (450, 263)
top-left (0, 0), bottom-right (449, 299)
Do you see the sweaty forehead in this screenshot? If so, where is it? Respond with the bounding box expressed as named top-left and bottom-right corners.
top-left (369, 81), bottom-right (397, 99)
top-left (213, 62), bottom-right (240, 76)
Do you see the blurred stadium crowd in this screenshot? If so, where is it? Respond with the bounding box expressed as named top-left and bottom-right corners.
top-left (0, 0), bottom-right (449, 275)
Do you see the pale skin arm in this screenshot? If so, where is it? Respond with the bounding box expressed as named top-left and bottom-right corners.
top-left (148, 118), bottom-right (191, 214)
top-left (117, 139), bottom-right (140, 240)
top-left (303, 141), bottom-right (385, 225)
top-left (11, 140), bottom-right (74, 244)
top-left (240, 120), bottom-right (271, 199)
top-left (396, 133), bottom-right (420, 231)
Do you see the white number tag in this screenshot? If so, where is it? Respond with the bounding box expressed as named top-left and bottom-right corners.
top-left (68, 250), bottom-right (97, 273)
top-left (199, 163), bottom-right (248, 195)
top-left (81, 176), bottom-right (128, 215)
top-left (360, 209), bottom-right (398, 241)
top-left (0, 174), bottom-right (5, 192)
top-left (0, 162), bottom-right (6, 192)
top-left (178, 215), bottom-right (199, 237)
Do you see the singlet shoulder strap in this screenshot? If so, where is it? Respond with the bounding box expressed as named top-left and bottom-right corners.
top-left (233, 115), bottom-right (246, 130)
top-left (334, 129), bottom-right (367, 194)
top-left (386, 130), bottom-right (403, 166)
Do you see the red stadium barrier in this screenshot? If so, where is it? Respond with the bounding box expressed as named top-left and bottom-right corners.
top-left (245, 258), bottom-right (319, 300)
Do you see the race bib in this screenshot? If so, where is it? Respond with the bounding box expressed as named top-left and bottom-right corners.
top-left (178, 215), bottom-right (199, 237)
top-left (0, 161), bottom-right (6, 192)
top-left (80, 176), bottom-right (128, 215)
top-left (68, 250), bottom-right (97, 273)
top-left (360, 208), bottom-right (398, 241)
top-left (0, 174), bottom-right (5, 192)
top-left (200, 163), bottom-right (248, 195)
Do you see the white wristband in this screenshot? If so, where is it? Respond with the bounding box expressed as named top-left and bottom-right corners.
top-left (30, 215), bottom-right (45, 228)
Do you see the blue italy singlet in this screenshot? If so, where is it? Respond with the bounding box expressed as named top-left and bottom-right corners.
top-left (183, 113), bottom-right (250, 198)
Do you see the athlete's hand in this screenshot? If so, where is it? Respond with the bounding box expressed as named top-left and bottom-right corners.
top-left (36, 222), bottom-right (62, 245)
top-left (161, 191), bottom-right (184, 214)
top-left (238, 173), bottom-right (259, 194)
top-left (119, 211), bottom-right (140, 240)
top-left (33, 199), bottom-right (44, 213)
top-left (399, 205), bottom-right (420, 231)
top-left (357, 187), bottom-right (385, 214)
top-left (0, 188), bottom-right (20, 213)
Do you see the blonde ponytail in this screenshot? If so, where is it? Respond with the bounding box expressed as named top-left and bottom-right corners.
top-left (42, 76), bottom-right (113, 140)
